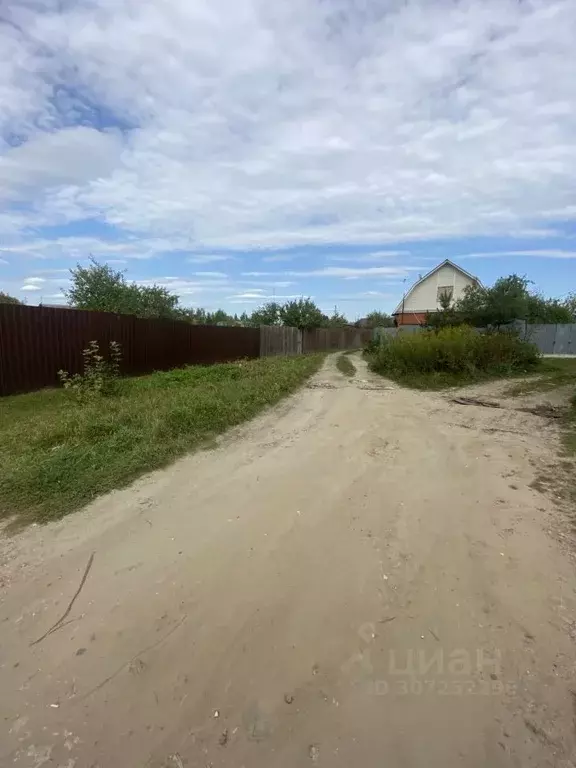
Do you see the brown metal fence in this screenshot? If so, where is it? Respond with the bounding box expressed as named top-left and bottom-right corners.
top-left (0, 305), bottom-right (260, 396)
top-left (0, 305), bottom-right (375, 396)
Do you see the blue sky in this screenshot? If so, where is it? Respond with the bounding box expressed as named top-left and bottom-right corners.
top-left (1, 0), bottom-right (575, 319)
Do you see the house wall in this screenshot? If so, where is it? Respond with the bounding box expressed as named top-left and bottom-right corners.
top-left (402, 265), bottom-right (476, 313)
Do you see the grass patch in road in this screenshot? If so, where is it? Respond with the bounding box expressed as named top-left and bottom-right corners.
top-left (372, 369), bottom-right (524, 391)
top-left (504, 358), bottom-right (576, 397)
top-left (336, 353), bottom-right (356, 377)
top-left (366, 327), bottom-right (540, 391)
top-left (0, 354), bottom-right (324, 527)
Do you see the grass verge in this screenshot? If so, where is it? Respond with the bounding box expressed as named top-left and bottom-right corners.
top-left (503, 358), bottom-right (576, 397)
top-left (336, 353), bottom-right (356, 377)
top-left (0, 354), bottom-right (324, 526)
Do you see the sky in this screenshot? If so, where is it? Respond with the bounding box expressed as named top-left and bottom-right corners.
top-left (0, 0), bottom-right (575, 320)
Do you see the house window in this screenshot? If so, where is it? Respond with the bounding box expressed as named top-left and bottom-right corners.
top-left (437, 286), bottom-right (453, 303)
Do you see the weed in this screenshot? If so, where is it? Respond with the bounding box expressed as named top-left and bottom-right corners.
top-left (58, 340), bottom-right (122, 402)
top-left (367, 326), bottom-right (539, 389)
top-left (336, 354), bottom-right (356, 377)
top-left (0, 354), bottom-right (324, 526)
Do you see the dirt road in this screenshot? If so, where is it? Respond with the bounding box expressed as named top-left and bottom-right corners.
top-left (2, 354), bottom-right (576, 767)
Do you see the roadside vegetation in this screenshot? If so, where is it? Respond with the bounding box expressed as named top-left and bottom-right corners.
top-left (366, 326), bottom-right (539, 390)
top-left (0, 354), bottom-right (324, 527)
top-left (504, 358), bottom-right (576, 397)
top-left (336, 353), bottom-right (356, 377)
top-left (510, 359), bottom-right (576, 508)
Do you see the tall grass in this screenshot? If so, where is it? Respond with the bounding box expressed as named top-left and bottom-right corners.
top-left (367, 326), bottom-right (539, 389)
top-left (0, 355), bottom-right (324, 526)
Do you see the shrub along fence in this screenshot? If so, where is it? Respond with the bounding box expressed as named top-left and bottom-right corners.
top-left (0, 304), bottom-right (371, 396)
top-left (375, 323), bottom-right (576, 356)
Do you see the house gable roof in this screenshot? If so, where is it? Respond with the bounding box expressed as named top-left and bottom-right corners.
top-left (393, 259), bottom-right (481, 315)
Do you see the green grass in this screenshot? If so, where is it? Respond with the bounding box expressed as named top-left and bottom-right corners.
top-left (503, 358), bottom-right (576, 397)
top-left (371, 368), bottom-right (524, 391)
top-left (0, 355), bottom-right (324, 526)
top-left (336, 353), bottom-right (356, 377)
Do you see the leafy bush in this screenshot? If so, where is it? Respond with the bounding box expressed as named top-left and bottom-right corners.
top-left (58, 340), bottom-right (122, 402)
top-left (363, 337), bottom-right (382, 356)
top-left (368, 326), bottom-right (539, 386)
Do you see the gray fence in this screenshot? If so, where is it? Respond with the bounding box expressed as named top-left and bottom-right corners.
top-left (374, 323), bottom-right (576, 356)
top-left (260, 326), bottom-right (302, 356)
top-left (515, 322), bottom-right (576, 355)
top-left (260, 325), bottom-right (372, 356)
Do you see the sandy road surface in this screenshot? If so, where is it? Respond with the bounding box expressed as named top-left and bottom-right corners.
top-left (2, 354), bottom-right (576, 768)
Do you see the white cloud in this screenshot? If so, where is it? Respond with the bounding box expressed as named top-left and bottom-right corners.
top-left (21, 283), bottom-right (41, 291)
top-left (228, 293), bottom-right (300, 303)
top-left (244, 266), bottom-right (422, 278)
top-left (261, 253), bottom-right (299, 263)
top-left (230, 292), bottom-right (270, 300)
top-left (192, 271), bottom-right (229, 278)
top-left (1, 0), bottom-right (576, 252)
top-left (0, 127), bottom-right (124, 201)
top-left (31, 268), bottom-right (70, 275)
top-left (328, 250), bottom-right (411, 262)
top-left (22, 276), bottom-right (46, 284)
top-left (457, 249), bottom-right (576, 259)
top-left (186, 255), bottom-right (236, 263)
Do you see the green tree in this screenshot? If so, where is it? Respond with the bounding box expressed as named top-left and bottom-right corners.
top-left (249, 301), bottom-right (282, 326)
top-left (279, 297), bottom-right (325, 330)
top-left (0, 292), bottom-right (22, 305)
top-left (425, 290), bottom-right (463, 330)
top-left (526, 294), bottom-right (573, 324)
top-left (178, 307), bottom-right (208, 324)
top-left (457, 275), bottom-right (531, 328)
top-left (457, 274), bottom-right (574, 327)
top-left (562, 293), bottom-right (576, 321)
top-left (323, 307), bottom-right (349, 328)
top-left (361, 310), bottom-right (395, 328)
top-left (238, 311), bottom-right (251, 326)
top-left (66, 259), bottom-right (180, 319)
top-left (206, 309), bottom-right (237, 326)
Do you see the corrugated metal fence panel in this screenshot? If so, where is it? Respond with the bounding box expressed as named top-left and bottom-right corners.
top-left (526, 324), bottom-right (557, 355)
top-left (0, 304), bottom-right (133, 395)
top-left (302, 328), bottom-right (372, 352)
top-left (259, 326), bottom-right (302, 356)
top-left (552, 323), bottom-right (576, 355)
top-left (521, 324), bottom-right (576, 355)
top-left (0, 305), bottom-right (261, 396)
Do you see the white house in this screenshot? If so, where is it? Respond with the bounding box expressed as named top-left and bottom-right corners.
top-left (393, 260), bottom-right (481, 326)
